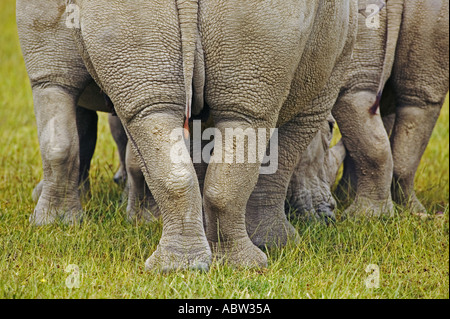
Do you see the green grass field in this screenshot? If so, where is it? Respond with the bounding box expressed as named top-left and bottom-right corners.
top-left (0, 1), bottom-right (448, 299)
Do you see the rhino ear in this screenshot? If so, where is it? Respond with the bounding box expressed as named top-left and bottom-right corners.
top-left (330, 140), bottom-right (346, 167)
top-left (326, 139), bottom-right (346, 187)
top-left (326, 114), bottom-right (336, 134)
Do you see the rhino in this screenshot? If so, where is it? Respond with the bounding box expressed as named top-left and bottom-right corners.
top-left (331, 0), bottom-right (449, 217)
top-left (17, 0), bottom-right (358, 270)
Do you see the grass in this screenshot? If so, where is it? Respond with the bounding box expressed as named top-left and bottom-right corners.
top-left (0, 0), bottom-right (448, 299)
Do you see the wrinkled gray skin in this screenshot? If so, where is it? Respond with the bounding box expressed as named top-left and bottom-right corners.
top-left (124, 126), bottom-right (209, 223)
top-left (28, 54), bottom-right (346, 229)
top-left (120, 114), bottom-right (345, 225)
top-left (286, 116), bottom-right (345, 222)
top-left (333, 0), bottom-right (449, 217)
top-left (31, 90), bottom-right (122, 203)
top-left (17, 0), bottom-right (357, 270)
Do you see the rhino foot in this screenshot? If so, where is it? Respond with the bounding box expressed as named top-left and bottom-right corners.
top-left (32, 181), bottom-right (44, 203)
top-left (30, 203), bottom-right (84, 226)
top-left (247, 207), bottom-right (300, 249)
top-left (145, 238), bottom-right (212, 273)
top-left (343, 196), bottom-right (395, 218)
top-left (209, 237), bottom-right (268, 269)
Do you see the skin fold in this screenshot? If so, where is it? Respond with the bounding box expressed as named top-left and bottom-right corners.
top-left (333, 0), bottom-right (449, 217)
top-left (17, 0), bottom-right (358, 270)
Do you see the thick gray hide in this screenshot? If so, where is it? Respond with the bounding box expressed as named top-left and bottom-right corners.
top-left (333, 0), bottom-right (449, 217)
top-left (17, 0), bottom-right (358, 270)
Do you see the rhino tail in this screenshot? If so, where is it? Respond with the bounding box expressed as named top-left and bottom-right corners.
top-left (176, 0), bottom-right (199, 137)
top-left (370, 0), bottom-right (404, 115)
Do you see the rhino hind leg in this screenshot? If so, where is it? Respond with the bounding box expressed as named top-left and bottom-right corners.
top-left (389, 0), bottom-right (449, 216)
top-left (125, 142), bottom-right (161, 223)
top-left (32, 106), bottom-right (98, 203)
top-left (30, 85), bottom-right (84, 226)
top-left (333, 90), bottom-right (395, 218)
top-left (245, 117), bottom-right (304, 249)
top-left (390, 104), bottom-right (442, 216)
